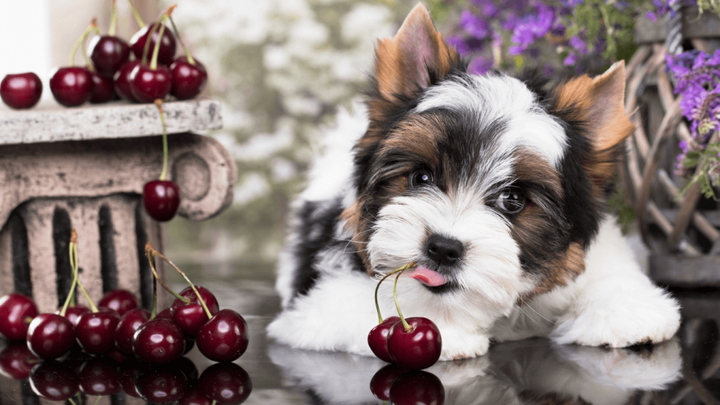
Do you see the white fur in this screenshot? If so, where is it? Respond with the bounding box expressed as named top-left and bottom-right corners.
top-left (414, 75), bottom-right (568, 169)
top-left (268, 82), bottom-right (681, 360)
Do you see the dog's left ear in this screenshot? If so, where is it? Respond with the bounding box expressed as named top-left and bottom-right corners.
top-left (553, 61), bottom-right (633, 189)
top-left (371, 3), bottom-right (458, 113)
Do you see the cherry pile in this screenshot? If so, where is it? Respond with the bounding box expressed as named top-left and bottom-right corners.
top-left (0, 1), bottom-right (207, 110)
top-left (0, 230), bottom-right (248, 368)
top-left (367, 263), bottom-right (442, 370)
top-left (0, 343), bottom-right (252, 404)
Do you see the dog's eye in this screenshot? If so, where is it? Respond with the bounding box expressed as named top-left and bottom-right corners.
top-left (496, 188), bottom-right (525, 214)
top-left (409, 170), bottom-right (434, 188)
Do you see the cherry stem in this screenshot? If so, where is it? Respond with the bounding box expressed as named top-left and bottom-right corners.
top-left (81, 35), bottom-right (95, 73)
top-left (65, 230), bottom-right (99, 313)
top-left (109, 0), bottom-right (118, 36)
top-left (68, 399), bottom-right (77, 405)
top-left (393, 268), bottom-right (412, 332)
top-left (169, 16), bottom-right (195, 65)
top-left (149, 19), bottom-right (167, 70)
top-left (151, 257), bottom-right (158, 319)
top-left (146, 243), bottom-right (212, 319)
top-left (154, 100), bottom-right (169, 181)
top-left (70, 18), bottom-right (98, 67)
top-left (127, 0), bottom-right (144, 27)
top-left (145, 242), bottom-right (188, 304)
top-left (373, 262), bottom-right (415, 324)
top-left (93, 396), bottom-right (102, 405)
top-left (141, 21), bottom-right (160, 66)
top-left (60, 230), bottom-right (80, 317)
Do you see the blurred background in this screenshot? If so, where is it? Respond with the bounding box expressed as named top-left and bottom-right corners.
top-left (0, 0), bottom-right (422, 278)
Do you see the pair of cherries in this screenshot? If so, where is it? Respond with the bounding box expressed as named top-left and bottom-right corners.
top-left (367, 263), bottom-right (442, 370)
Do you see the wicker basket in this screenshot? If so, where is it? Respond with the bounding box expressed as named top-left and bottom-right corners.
top-left (622, 8), bottom-right (720, 286)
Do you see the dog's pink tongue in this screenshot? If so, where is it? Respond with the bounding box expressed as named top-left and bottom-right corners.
top-left (409, 266), bottom-right (447, 287)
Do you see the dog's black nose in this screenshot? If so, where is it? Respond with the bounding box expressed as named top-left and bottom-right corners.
top-left (425, 234), bottom-right (464, 266)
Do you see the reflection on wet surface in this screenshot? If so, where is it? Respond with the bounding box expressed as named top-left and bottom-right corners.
top-left (1, 269), bottom-right (720, 404)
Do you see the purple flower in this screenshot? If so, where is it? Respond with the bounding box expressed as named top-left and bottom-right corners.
top-left (563, 52), bottom-right (577, 66)
top-left (569, 36), bottom-right (588, 55)
top-left (510, 5), bottom-right (555, 53)
top-left (471, 0), bottom-right (500, 19)
top-left (446, 35), bottom-right (470, 55)
top-left (460, 10), bottom-right (490, 39)
top-left (468, 56), bottom-right (494, 75)
top-left (679, 139), bottom-right (689, 153)
top-left (646, 11), bottom-right (657, 22)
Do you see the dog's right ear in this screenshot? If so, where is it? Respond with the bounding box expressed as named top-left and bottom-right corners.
top-left (368, 3), bottom-right (458, 119)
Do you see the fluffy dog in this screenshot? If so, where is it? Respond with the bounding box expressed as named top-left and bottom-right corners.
top-left (267, 3), bottom-right (681, 361)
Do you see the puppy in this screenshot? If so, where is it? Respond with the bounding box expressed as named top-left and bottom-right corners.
top-left (267, 3), bottom-right (681, 360)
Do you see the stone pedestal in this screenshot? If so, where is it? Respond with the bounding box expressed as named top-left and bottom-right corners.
top-left (0, 98), bottom-right (235, 312)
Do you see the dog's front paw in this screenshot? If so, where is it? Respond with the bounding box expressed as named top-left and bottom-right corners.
top-left (551, 281), bottom-right (681, 348)
top-left (439, 329), bottom-right (490, 361)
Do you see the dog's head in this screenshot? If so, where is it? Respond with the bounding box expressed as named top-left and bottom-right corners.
top-left (342, 4), bottom-right (632, 309)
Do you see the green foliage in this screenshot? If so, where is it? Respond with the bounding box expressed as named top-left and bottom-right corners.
top-left (607, 181), bottom-right (636, 234)
top-left (564, 0), bottom-right (641, 62)
top-left (677, 144), bottom-right (720, 200)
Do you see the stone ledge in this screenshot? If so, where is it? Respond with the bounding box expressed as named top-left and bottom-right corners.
top-left (0, 97), bottom-right (222, 145)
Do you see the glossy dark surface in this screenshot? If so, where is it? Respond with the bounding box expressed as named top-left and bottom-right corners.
top-left (130, 64), bottom-right (172, 103)
top-left (49, 67), bottom-right (93, 106)
top-left (143, 180), bottom-right (180, 221)
top-left (172, 286), bottom-right (220, 337)
top-left (0, 73), bottom-right (42, 109)
top-left (57, 305), bottom-right (90, 327)
top-left (170, 57), bottom-right (208, 100)
top-left (1, 267), bottom-right (720, 404)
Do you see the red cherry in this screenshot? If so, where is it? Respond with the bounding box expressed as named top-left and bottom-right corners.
top-left (369, 364), bottom-right (406, 401)
top-left (55, 305), bottom-right (90, 327)
top-left (75, 308), bottom-right (121, 354)
top-left (0, 342), bottom-right (38, 380)
top-left (387, 317), bottom-right (442, 370)
top-left (0, 293), bottom-right (38, 341)
top-left (99, 289), bottom-right (139, 316)
top-left (26, 313), bottom-right (76, 359)
top-left (198, 363), bottom-right (252, 404)
top-left (132, 318), bottom-right (185, 363)
top-left (388, 370), bottom-right (445, 405)
top-left (79, 357), bottom-right (122, 395)
top-left (170, 57), bottom-right (207, 100)
top-left (143, 180), bottom-right (181, 222)
top-left (180, 387), bottom-right (213, 405)
top-left (171, 286), bottom-right (220, 337)
top-left (368, 316), bottom-right (400, 363)
top-left (129, 22), bottom-right (177, 67)
top-left (29, 361), bottom-right (79, 401)
top-left (135, 366), bottom-right (188, 402)
top-left (88, 35), bottom-right (130, 78)
top-left (0, 73), bottom-right (42, 109)
top-left (89, 71), bottom-right (116, 103)
top-left (118, 359), bottom-right (144, 397)
top-left (115, 308), bottom-right (150, 355)
top-left (157, 307), bottom-right (174, 319)
top-left (114, 60), bottom-right (141, 102)
top-left (196, 309), bottom-right (248, 362)
top-left (49, 66), bottom-right (94, 106)
top-left (129, 63), bottom-right (172, 103)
